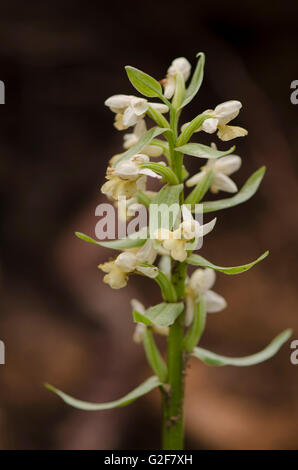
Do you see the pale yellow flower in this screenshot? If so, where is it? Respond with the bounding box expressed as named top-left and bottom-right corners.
top-left (182, 100), bottom-right (247, 141)
top-left (186, 147), bottom-right (242, 194)
top-left (101, 154), bottom-right (163, 201)
top-left (185, 268), bottom-right (227, 325)
top-left (98, 240), bottom-right (158, 289)
top-left (104, 94), bottom-right (168, 130)
top-left (155, 206), bottom-right (216, 262)
top-left (162, 57), bottom-right (191, 99)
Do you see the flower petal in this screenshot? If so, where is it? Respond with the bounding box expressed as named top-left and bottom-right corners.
top-left (217, 125), bottom-right (248, 141)
top-left (163, 75), bottom-right (176, 99)
top-left (143, 145), bottom-right (163, 157)
top-left (214, 100), bottom-right (242, 125)
top-left (168, 57), bottom-right (191, 81)
top-left (131, 97), bottom-right (148, 116)
top-left (181, 204), bottom-right (193, 222)
top-left (133, 323), bottom-right (146, 343)
top-left (123, 106), bottom-right (138, 127)
top-left (211, 173), bottom-right (238, 193)
top-left (205, 290), bottom-right (227, 313)
top-left (115, 252), bottom-right (137, 272)
top-left (139, 168), bottom-right (162, 179)
top-left (136, 239), bottom-right (157, 264)
top-left (202, 118), bottom-right (218, 134)
top-left (104, 94), bottom-right (131, 112)
top-left (186, 170), bottom-right (206, 188)
top-left (131, 298), bottom-right (146, 315)
top-left (214, 155), bottom-right (242, 175)
top-left (185, 295), bottom-right (195, 326)
top-left (189, 268), bottom-right (216, 294)
top-left (149, 103), bottom-right (169, 114)
top-left (136, 265), bottom-right (159, 278)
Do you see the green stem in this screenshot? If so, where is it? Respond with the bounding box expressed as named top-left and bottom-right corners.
top-left (162, 262), bottom-right (187, 450)
top-left (162, 314), bottom-right (185, 449)
top-left (158, 94), bottom-right (187, 450)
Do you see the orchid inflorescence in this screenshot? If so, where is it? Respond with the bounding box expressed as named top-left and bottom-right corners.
top-left (46, 53), bottom-right (292, 450)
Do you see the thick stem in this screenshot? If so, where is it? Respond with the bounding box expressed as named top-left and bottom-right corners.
top-left (162, 262), bottom-right (187, 450)
top-left (160, 99), bottom-right (187, 450)
top-left (162, 316), bottom-right (185, 449)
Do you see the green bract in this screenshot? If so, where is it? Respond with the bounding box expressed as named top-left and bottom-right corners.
top-left (140, 162), bottom-right (179, 185)
top-left (153, 183), bottom-right (183, 206)
top-left (125, 66), bottom-right (164, 99)
top-left (183, 297), bottom-right (206, 352)
top-left (186, 251), bottom-right (269, 274)
top-left (113, 127), bottom-right (169, 166)
top-left (200, 166), bottom-right (266, 213)
top-left (175, 142), bottom-right (235, 159)
top-left (192, 330), bottom-right (292, 367)
top-left (75, 231), bottom-right (147, 250)
top-left (45, 376), bottom-right (162, 410)
top-left (144, 302), bottom-right (184, 327)
top-left (143, 328), bottom-right (168, 382)
top-left (184, 170), bottom-right (213, 205)
top-left (180, 52), bottom-right (205, 108)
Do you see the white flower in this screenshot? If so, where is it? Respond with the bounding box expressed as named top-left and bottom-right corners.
top-left (101, 174), bottom-right (146, 201)
top-left (185, 268), bottom-right (227, 326)
top-left (123, 120), bottom-right (163, 157)
top-left (155, 205), bottom-right (216, 262)
top-left (131, 299), bottom-right (169, 343)
top-left (98, 240), bottom-right (158, 289)
top-left (101, 154), bottom-right (164, 201)
top-left (162, 57), bottom-right (191, 99)
top-left (181, 100), bottom-right (248, 141)
top-left (186, 148), bottom-right (242, 194)
top-left (105, 94), bottom-right (169, 130)
top-left (112, 154), bottom-right (163, 180)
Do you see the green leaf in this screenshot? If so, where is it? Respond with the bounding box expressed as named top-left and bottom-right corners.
top-left (147, 107), bottom-right (170, 129)
top-left (185, 170), bottom-right (213, 205)
top-left (177, 113), bottom-right (212, 147)
top-left (75, 231), bottom-right (147, 250)
top-left (45, 376), bottom-right (162, 410)
top-left (192, 329), bottom-right (292, 367)
top-left (186, 251), bottom-right (269, 274)
top-left (175, 143), bottom-right (235, 159)
top-left (196, 166), bottom-right (266, 213)
top-left (153, 183), bottom-right (183, 206)
top-left (145, 302), bottom-right (184, 327)
top-left (125, 66), bottom-right (163, 98)
top-left (150, 184), bottom-right (183, 231)
top-left (113, 127), bottom-right (169, 167)
top-left (181, 165), bottom-right (189, 181)
top-left (132, 310), bottom-right (152, 326)
top-left (184, 297), bottom-right (206, 352)
top-left (140, 163), bottom-right (179, 185)
top-left (143, 328), bottom-right (168, 382)
top-left (136, 191), bottom-right (152, 208)
top-left (180, 52), bottom-right (205, 108)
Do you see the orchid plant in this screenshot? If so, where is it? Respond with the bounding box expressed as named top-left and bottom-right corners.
top-left (46, 54), bottom-right (291, 450)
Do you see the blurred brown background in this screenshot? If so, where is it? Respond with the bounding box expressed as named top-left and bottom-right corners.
top-left (0, 0), bottom-right (297, 450)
